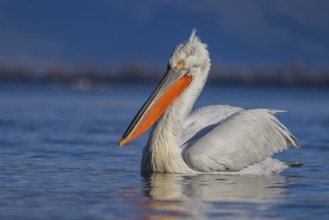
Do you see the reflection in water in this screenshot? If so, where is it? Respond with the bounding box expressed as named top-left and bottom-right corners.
top-left (140, 173), bottom-right (298, 219)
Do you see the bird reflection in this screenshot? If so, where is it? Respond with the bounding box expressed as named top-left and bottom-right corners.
top-left (140, 173), bottom-right (298, 219)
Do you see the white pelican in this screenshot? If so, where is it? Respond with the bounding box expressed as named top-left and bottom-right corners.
top-left (119, 30), bottom-right (301, 175)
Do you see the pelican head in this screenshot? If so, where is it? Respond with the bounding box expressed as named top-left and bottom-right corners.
top-left (169, 30), bottom-right (211, 79)
top-left (119, 30), bottom-right (211, 147)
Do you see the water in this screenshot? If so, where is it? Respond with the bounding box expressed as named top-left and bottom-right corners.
top-left (0, 84), bottom-right (329, 219)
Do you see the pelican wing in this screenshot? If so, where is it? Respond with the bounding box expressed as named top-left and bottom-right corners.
top-left (180, 105), bottom-right (243, 146)
top-left (183, 108), bottom-right (300, 172)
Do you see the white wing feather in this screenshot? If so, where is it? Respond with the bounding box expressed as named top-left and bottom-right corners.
top-left (180, 105), bottom-right (242, 147)
top-left (182, 108), bottom-right (299, 172)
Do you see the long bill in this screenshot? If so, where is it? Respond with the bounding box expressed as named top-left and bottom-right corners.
top-left (119, 68), bottom-right (192, 147)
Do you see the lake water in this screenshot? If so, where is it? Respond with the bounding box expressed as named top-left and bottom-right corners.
top-left (0, 84), bottom-right (329, 219)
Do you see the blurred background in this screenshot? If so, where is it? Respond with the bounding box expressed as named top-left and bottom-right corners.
top-left (1, 1), bottom-right (329, 219)
top-left (1, 0), bottom-right (329, 87)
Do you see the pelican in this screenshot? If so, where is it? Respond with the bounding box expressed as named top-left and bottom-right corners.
top-left (119, 30), bottom-right (301, 175)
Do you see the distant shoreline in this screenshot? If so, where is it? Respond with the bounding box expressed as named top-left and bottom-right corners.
top-left (1, 62), bottom-right (328, 87)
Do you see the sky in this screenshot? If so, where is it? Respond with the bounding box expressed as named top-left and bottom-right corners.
top-left (0, 0), bottom-right (328, 71)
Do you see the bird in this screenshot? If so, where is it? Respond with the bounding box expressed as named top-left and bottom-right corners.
top-left (119, 30), bottom-right (301, 175)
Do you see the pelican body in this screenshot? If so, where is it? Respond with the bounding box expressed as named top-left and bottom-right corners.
top-left (120, 31), bottom-right (300, 175)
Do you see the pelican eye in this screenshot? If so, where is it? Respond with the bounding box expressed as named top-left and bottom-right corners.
top-left (176, 60), bottom-right (184, 68)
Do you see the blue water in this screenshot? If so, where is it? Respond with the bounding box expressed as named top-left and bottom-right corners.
top-left (0, 84), bottom-right (329, 219)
